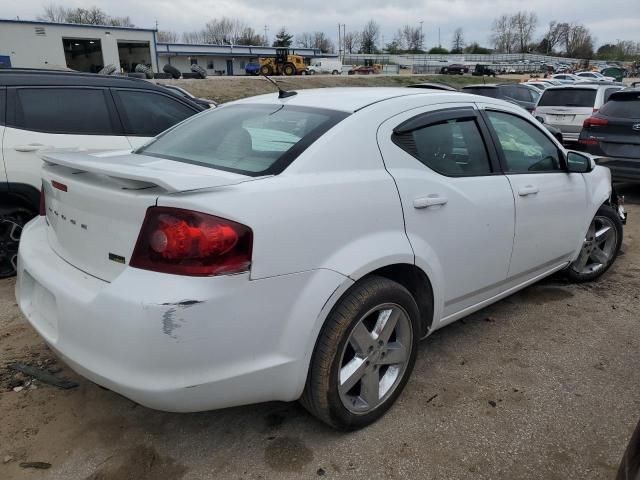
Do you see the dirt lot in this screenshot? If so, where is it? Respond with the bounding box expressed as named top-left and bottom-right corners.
top-left (161, 74), bottom-right (502, 103)
top-left (0, 182), bottom-right (638, 480)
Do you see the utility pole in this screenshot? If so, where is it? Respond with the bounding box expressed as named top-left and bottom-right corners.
top-left (264, 25), bottom-right (269, 46)
top-left (438, 27), bottom-right (441, 48)
top-left (338, 24), bottom-right (342, 60)
top-left (419, 20), bottom-right (424, 52)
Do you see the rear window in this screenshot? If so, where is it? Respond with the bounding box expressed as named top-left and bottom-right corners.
top-left (538, 89), bottom-right (597, 107)
top-left (600, 97), bottom-right (640, 119)
top-left (137, 104), bottom-right (348, 176)
top-left (463, 87), bottom-right (498, 98)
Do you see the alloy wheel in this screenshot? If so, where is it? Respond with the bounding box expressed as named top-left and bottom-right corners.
top-left (571, 215), bottom-right (618, 275)
top-left (338, 303), bottom-right (413, 414)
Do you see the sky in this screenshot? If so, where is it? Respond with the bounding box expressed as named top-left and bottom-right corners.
top-left (1, 0), bottom-right (638, 50)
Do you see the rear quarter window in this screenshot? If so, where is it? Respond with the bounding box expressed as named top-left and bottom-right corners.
top-left (538, 89), bottom-right (597, 107)
top-left (463, 88), bottom-right (498, 98)
top-left (600, 98), bottom-right (640, 119)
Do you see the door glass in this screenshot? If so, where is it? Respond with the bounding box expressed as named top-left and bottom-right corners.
top-left (393, 118), bottom-right (492, 176)
top-left (114, 90), bottom-right (196, 137)
top-left (14, 88), bottom-right (115, 134)
top-left (486, 110), bottom-right (561, 173)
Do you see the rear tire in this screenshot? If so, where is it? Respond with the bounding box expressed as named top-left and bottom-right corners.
top-left (565, 204), bottom-right (623, 282)
top-left (163, 64), bottom-right (181, 79)
top-left (260, 65), bottom-right (273, 76)
top-left (0, 208), bottom-right (33, 278)
top-left (332, 70), bottom-right (340, 75)
top-left (300, 276), bottom-right (420, 430)
top-left (283, 63), bottom-right (296, 76)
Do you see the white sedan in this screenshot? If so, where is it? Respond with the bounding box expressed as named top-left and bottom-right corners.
top-left (16, 88), bottom-right (623, 430)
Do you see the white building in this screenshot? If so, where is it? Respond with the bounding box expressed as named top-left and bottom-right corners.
top-left (157, 43), bottom-right (323, 76)
top-left (0, 19), bottom-right (158, 73)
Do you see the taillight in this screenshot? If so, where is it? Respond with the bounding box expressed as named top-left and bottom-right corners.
top-left (578, 138), bottom-right (599, 145)
top-left (130, 207), bottom-right (253, 277)
top-left (583, 117), bottom-right (608, 128)
top-left (39, 185), bottom-right (46, 216)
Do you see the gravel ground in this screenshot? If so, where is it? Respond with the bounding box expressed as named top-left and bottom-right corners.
top-left (1, 185), bottom-right (638, 480)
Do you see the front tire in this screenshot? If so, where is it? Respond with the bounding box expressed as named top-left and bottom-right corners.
top-left (301, 276), bottom-right (420, 430)
top-left (566, 204), bottom-right (623, 282)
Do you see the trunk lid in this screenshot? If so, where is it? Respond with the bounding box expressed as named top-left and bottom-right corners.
top-left (41, 151), bottom-right (254, 282)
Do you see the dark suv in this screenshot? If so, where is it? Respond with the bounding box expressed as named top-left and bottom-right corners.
top-left (0, 69), bottom-right (205, 277)
top-left (579, 88), bottom-right (640, 182)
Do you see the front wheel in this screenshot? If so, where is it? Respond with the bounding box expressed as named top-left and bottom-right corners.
top-left (300, 276), bottom-right (420, 430)
top-left (566, 204), bottom-right (623, 282)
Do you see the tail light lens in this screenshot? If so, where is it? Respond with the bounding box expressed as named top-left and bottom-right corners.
top-left (130, 207), bottom-right (253, 277)
top-left (578, 138), bottom-right (599, 145)
top-left (39, 185), bottom-right (46, 216)
top-left (583, 116), bottom-right (608, 128)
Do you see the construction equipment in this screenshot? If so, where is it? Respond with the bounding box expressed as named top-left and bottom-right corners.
top-left (259, 49), bottom-right (307, 76)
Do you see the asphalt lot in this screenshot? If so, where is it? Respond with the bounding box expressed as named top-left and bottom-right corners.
top-left (1, 183), bottom-right (639, 480)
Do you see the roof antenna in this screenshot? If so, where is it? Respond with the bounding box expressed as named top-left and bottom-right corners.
top-left (262, 74), bottom-right (297, 99)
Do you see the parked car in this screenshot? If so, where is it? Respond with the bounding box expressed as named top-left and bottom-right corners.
top-left (0, 69), bottom-right (205, 277)
top-left (440, 64), bottom-right (469, 75)
top-left (461, 84), bottom-right (541, 113)
top-left (471, 64), bottom-right (496, 77)
top-left (525, 81), bottom-right (551, 91)
top-left (600, 67), bottom-right (625, 82)
top-left (551, 74), bottom-right (585, 83)
top-left (245, 63), bottom-right (261, 76)
top-left (575, 71), bottom-right (616, 82)
top-left (348, 65), bottom-right (376, 75)
top-left (534, 84), bottom-right (624, 144)
top-left (579, 88), bottom-right (640, 182)
top-left (17, 88), bottom-right (623, 430)
top-left (159, 84), bottom-right (217, 109)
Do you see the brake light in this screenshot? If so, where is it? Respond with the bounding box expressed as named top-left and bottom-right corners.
top-left (583, 117), bottom-right (608, 128)
top-left (578, 138), bottom-right (599, 145)
top-left (130, 207), bottom-right (253, 276)
top-left (39, 185), bottom-right (46, 216)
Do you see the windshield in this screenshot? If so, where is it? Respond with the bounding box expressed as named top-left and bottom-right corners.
top-left (538, 89), bottom-right (597, 107)
top-left (138, 104), bottom-right (348, 176)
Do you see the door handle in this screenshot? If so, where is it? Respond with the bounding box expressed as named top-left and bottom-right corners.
top-left (518, 185), bottom-right (539, 196)
top-left (14, 144), bottom-right (45, 152)
top-left (414, 195), bottom-right (448, 209)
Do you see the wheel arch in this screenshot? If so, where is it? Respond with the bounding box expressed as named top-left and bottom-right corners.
top-left (0, 183), bottom-right (39, 215)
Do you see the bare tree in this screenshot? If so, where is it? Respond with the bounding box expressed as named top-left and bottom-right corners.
top-left (451, 27), bottom-right (465, 53)
top-left (202, 17), bottom-right (248, 44)
top-left (542, 21), bottom-right (569, 54)
top-left (157, 31), bottom-right (180, 43)
top-left (512, 11), bottom-right (538, 53)
top-left (237, 27), bottom-right (264, 46)
top-left (491, 14), bottom-right (517, 53)
top-left (182, 30), bottom-right (206, 44)
top-left (360, 20), bottom-right (380, 54)
top-left (38, 3), bottom-right (68, 22)
top-left (399, 25), bottom-right (424, 53)
top-left (565, 23), bottom-right (594, 58)
top-left (343, 32), bottom-right (361, 54)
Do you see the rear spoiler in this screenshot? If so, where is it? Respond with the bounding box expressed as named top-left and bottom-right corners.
top-left (41, 151), bottom-right (255, 193)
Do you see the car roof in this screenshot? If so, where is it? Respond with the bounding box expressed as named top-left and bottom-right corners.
top-left (462, 84), bottom-right (499, 89)
top-left (406, 82), bottom-right (457, 91)
top-left (0, 68), bottom-right (164, 91)
top-left (542, 83), bottom-right (612, 91)
top-left (229, 87), bottom-right (461, 112)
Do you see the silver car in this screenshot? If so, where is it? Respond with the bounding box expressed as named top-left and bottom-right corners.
top-left (534, 84), bottom-right (624, 144)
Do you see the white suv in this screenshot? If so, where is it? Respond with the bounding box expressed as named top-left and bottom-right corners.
top-left (0, 69), bottom-right (203, 277)
top-left (534, 84), bottom-right (624, 144)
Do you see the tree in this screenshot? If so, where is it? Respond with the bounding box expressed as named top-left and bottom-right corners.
top-left (395, 25), bottom-right (423, 53)
top-left (157, 31), bottom-right (179, 43)
top-left (360, 20), bottom-right (380, 54)
top-left (296, 32), bottom-right (334, 53)
top-left (451, 28), bottom-right (464, 53)
top-left (491, 14), bottom-right (517, 53)
top-left (38, 3), bottom-right (68, 22)
top-left (343, 32), bottom-right (360, 54)
top-left (384, 40), bottom-right (402, 54)
top-left (512, 11), bottom-right (537, 53)
top-left (272, 27), bottom-right (293, 47)
top-left (565, 23), bottom-right (594, 58)
top-left (37, 4), bottom-right (133, 27)
top-left (237, 27), bottom-right (264, 46)
top-left (464, 42), bottom-right (492, 54)
top-left (428, 46), bottom-right (449, 54)
top-left (541, 21), bottom-right (569, 54)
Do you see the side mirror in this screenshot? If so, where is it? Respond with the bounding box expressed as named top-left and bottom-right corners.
top-left (566, 151), bottom-right (594, 173)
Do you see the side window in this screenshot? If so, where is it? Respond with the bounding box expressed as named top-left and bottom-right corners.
top-left (14, 88), bottom-right (116, 135)
top-left (113, 90), bottom-right (197, 137)
top-left (486, 110), bottom-right (561, 173)
top-left (393, 117), bottom-right (492, 176)
top-left (604, 88), bottom-right (620, 103)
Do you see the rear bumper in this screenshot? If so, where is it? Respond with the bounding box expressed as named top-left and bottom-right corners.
top-left (16, 218), bottom-right (349, 412)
